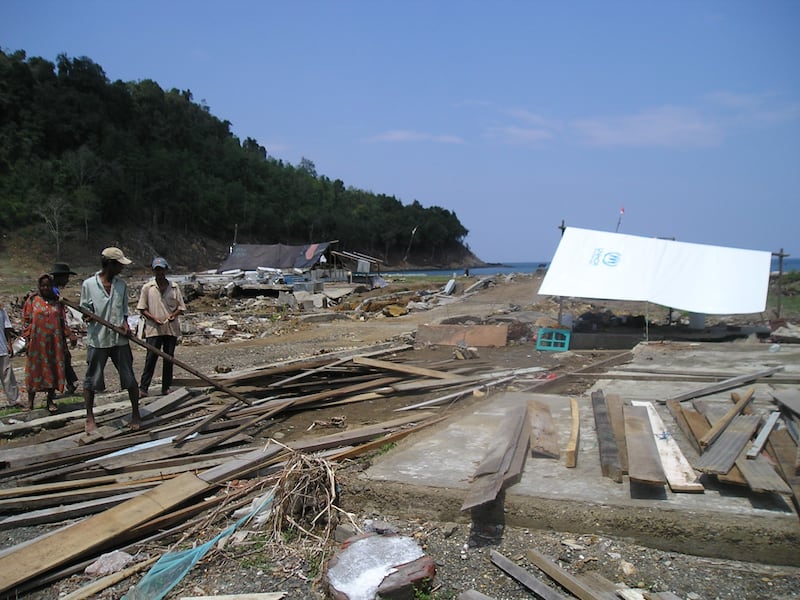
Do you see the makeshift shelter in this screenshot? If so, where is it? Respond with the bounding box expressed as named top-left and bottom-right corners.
top-left (219, 243), bottom-right (330, 272)
top-left (539, 227), bottom-right (771, 314)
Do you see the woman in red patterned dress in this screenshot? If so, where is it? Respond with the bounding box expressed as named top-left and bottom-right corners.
top-left (22, 274), bottom-right (76, 412)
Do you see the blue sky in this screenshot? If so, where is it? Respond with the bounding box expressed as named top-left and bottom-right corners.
top-left (3, 1), bottom-right (799, 263)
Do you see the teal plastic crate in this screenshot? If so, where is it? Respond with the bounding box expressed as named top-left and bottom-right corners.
top-left (536, 327), bottom-right (571, 352)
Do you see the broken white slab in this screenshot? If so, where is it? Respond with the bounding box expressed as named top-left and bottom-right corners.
top-left (326, 535), bottom-right (424, 600)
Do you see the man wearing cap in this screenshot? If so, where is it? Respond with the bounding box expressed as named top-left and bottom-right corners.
top-left (136, 256), bottom-right (185, 397)
top-left (50, 263), bottom-right (79, 394)
top-left (79, 247), bottom-right (141, 432)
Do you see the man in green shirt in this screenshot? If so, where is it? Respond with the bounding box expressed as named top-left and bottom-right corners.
top-left (80, 247), bottom-right (141, 433)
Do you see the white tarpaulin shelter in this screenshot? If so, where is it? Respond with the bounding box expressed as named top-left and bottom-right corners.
top-left (538, 227), bottom-right (771, 314)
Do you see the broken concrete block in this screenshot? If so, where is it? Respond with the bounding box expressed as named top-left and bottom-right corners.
top-left (326, 532), bottom-right (435, 600)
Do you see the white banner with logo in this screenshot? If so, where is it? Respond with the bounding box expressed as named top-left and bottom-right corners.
top-left (538, 227), bottom-right (771, 314)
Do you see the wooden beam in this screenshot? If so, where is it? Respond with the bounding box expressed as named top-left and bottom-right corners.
top-left (489, 550), bottom-right (567, 600)
top-left (698, 388), bottom-right (755, 448)
top-left (526, 548), bottom-right (613, 600)
top-left (659, 367), bottom-right (782, 404)
top-left (528, 399), bottom-right (559, 459)
top-left (746, 411), bottom-right (781, 459)
top-left (631, 401), bottom-right (702, 493)
top-left (623, 405), bottom-right (666, 486)
top-left (352, 355), bottom-right (461, 379)
top-left (591, 390), bottom-right (623, 482)
top-left (693, 415), bottom-right (761, 475)
top-left (565, 398), bottom-right (580, 468)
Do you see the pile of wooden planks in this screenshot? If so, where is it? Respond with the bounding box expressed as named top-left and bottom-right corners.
top-left (0, 341), bottom-right (531, 595)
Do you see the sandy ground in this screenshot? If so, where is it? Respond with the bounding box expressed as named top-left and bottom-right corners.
top-left (10, 273), bottom-right (800, 599)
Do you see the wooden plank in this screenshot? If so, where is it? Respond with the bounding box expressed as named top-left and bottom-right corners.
top-left (352, 355), bottom-right (461, 379)
top-left (591, 390), bottom-right (623, 482)
top-left (526, 547), bottom-right (613, 600)
top-left (186, 376), bottom-right (402, 454)
top-left (474, 407), bottom-right (527, 476)
top-left (659, 366), bottom-right (783, 404)
top-left (0, 480), bottom-right (160, 513)
top-left (489, 550), bottom-right (568, 600)
top-left (577, 571), bottom-right (625, 596)
top-left (0, 471), bottom-right (210, 593)
top-left (457, 591), bottom-right (496, 600)
top-left (771, 388), bottom-right (800, 417)
top-left (665, 399), bottom-right (702, 455)
top-left (693, 415), bottom-right (761, 474)
top-left (528, 399), bottom-right (560, 459)
top-left (689, 402), bottom-right (746, 486)
top-left (61, 556), bottom-right (159, 600)
top-left (631, 401), bottom-right (703, 493)
top-left (565, 398), bottom-right (580, 468)
top-left (747, 411), bottom-right (781, 459)
top-left (0, 489), bottom-right (143, 529)
top-left (503, 418), bottom-right (530, 486)
top-left (605, 393), bottom-right (628, 473)
top-left (416, 323), bottom-right (509, 348)
top-left (698, 388), bottom-right (755, 448)
top-left (766, 428), bottom-right (800, 515)
top-left (199, 413), bottom-right (436, 484)
top-left (735, 445), bottom-right (793, 494)
top-left (327, 416), bottom-right (448, 461)
top-left (461, 407), bottom-right (526, 510)
top-left (623, 405), bottom-right (666, 486)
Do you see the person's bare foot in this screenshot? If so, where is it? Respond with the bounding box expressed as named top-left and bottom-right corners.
top-left (128, 420), bottom-right (141, 431)
top-left (85, 419), bottom-right (97, 434)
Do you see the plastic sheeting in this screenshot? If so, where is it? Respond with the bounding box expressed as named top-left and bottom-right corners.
top-left (122, 488), bottom-right (275, 600)
top-left (538, 227), bottom-right (771, 314)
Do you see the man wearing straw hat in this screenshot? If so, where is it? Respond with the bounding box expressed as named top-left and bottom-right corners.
top-left (79, 247), bottom-right (141, 433)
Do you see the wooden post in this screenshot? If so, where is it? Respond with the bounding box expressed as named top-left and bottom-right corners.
top-left (772, 248), bottom-right (789, 319)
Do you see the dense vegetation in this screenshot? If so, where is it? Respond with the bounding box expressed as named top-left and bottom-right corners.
top-left (0, 49), bottom-right (471, 264)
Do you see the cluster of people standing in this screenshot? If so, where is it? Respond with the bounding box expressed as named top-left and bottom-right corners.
top-left (0, 247), bottom-right (186, 433)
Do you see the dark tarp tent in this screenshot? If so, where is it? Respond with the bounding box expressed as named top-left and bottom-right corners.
top-left (219, 242), bottom-right (330, 272)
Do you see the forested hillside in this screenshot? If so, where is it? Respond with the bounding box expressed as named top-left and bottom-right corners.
top-left (0, 49), bottom-right (475, 266)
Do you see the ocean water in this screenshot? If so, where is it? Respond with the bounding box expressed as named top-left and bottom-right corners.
top-left (385, 262), bottom-right (547, 278)
top-left (386, 256), bottom-right (800, 278)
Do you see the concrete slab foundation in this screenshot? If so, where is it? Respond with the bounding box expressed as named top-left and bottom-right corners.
top-left (362, 341), bottom-right (800, 566)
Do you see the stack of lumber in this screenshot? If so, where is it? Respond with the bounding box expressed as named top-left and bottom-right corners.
top-left (663, 386), bottom-right (799, 506)
top-left (0, 341), bottom-right (533, 595)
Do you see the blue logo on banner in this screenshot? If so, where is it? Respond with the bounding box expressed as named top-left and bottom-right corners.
top-left (590, 248), bottom-right (621, 267)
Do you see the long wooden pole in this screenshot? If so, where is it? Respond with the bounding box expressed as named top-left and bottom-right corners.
top-left (60, 297), bottom-right (252, 406)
